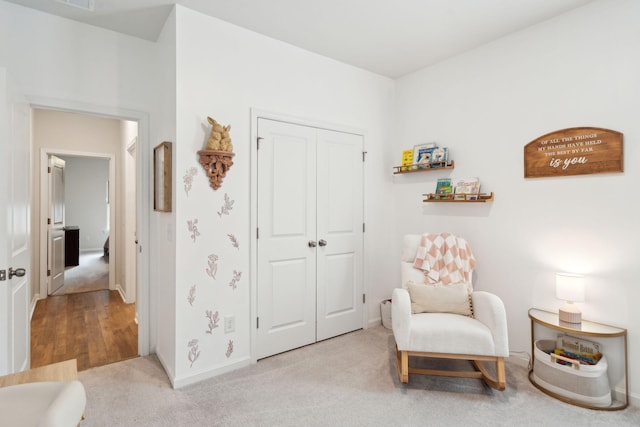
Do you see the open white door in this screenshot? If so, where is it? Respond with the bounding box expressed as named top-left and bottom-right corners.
top-left (47, 155), bottom-right (65, 295)
top-left (0, 68), bottom-right (31, 375)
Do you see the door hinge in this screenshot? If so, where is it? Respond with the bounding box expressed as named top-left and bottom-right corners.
top-left (47, 218), bottom-right (51, 225)
top-left (48, 166), bottom-right (51, 173)
top-left (257, 137), bottom-right (263, 150)
top-left (363, 223), bottom-right (365, 233)
top-left (362, 294), bottom-right (366, 304)
top-left (362, 151), bottom-right (367, 162)
top-left (256, 317), bottom-right (259, 329)
top-left (47, 269), bottom-right (51, 277)
top-left (256, 227), bottom-right (260, 239)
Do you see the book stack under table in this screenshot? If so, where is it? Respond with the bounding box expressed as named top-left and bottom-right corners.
top-left (528, 308), bottom-right (628, 410)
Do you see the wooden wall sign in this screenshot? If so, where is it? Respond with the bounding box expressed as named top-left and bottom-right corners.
top-left (524, 127), bottom-right (623, 178)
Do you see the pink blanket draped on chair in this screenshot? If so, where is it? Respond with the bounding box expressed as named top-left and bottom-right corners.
top-left (412, 232), bottom-right (476, 285)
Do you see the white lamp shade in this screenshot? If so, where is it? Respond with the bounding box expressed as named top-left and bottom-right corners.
top-left (555, 273), bottom-right (585, 303)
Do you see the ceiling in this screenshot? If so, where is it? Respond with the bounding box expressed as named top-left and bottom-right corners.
top-left (6, 0), bottom-right (597, 78)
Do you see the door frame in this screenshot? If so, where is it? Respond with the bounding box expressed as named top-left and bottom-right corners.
top-left (28, 97), bottom-right (152, 356)
top-left (249, 108), bottom-right (368, 364)
top-left (39, 149), bottom-right (116, 296)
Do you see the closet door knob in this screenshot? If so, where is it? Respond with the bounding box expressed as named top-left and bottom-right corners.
top-left (308, 241), bottom-right (317, 248)
top-left (318, 239), bottom-right (327, 247)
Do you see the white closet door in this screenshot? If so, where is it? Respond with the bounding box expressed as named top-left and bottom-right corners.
top-left (256, 118), bottom-right (364, 359)
top-left (316, 129), bottom-right (363, 341)
top-left (256, 119), bottom-right (317, 359)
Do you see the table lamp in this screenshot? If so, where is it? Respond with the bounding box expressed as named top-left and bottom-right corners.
top-left (556, 273), bottom-right (585, 324)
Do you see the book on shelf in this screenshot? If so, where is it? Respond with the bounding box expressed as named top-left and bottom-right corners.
top-left (435, 178), bottom-right (453, 199)
top-left (400, 149), bottom-right (413, 171)
top-left (454, 177), bottom-right (480, 200)
top-left (431, 147), bottom-right (448, 167)
top-left (413, 143), bottom-right (437, 168)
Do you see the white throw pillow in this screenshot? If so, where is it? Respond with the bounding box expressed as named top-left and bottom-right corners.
top-left (407, 281), bottom-right (473, 316)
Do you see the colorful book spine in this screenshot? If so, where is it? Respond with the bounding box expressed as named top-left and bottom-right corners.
top-left (401, 149), bottom-right (413, 171)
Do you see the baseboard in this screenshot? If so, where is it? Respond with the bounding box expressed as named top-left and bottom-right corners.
top-left (154, 350), bottom-right (175, 387)
top-left (368, 316), bottom-right (382, 329)
top-left (613, 387), bottom-right (639, 408)
top-left (115, 284), bottom-right (131, 303)
top-left (171, 357), bottom-right (251, 389)
top-left (30, 293), bottom-right (41, 320)
top-left (508, 351), bottom-right (531, 369)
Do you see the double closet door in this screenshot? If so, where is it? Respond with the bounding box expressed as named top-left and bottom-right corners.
top-left (256, 118), bottom-right (364, 359)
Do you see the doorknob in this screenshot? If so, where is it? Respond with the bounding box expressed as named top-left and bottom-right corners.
top-left (9, 267), bottom-right (26, 279)
top-left (318, 239), bottom-right (327, 247)
top-left (308, 240), bottom-right (317, 248)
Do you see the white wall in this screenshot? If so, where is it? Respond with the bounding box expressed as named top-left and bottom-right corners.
top-left (60, 156), bottom-right (109, 251)
top-left (164, 6), bottom-right (395, 387)
top-left (0, 1), bottom-right (156, 113)
top-left (393, 0), bottom-right (640, 402)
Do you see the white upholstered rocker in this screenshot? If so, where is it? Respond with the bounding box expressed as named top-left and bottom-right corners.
top-left (392, 234), bottom-right (509, 390)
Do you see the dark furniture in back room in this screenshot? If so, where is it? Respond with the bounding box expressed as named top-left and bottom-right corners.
top-left (64, 226), bottom-right (79, 267)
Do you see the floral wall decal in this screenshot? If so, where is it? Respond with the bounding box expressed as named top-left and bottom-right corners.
top-left (187, 219), bottom-right (200, 242)
top-left (183, 167), bottom-right (198, 196)
top-left (188, 339), bottom-right (200, 367)
top-left (205, 310), bottom-right (220, 334)
top-left (217, 193), bottom-right (234, 218)
top-left (205, 254), bottom-right (219, 279)
top-left (187, 285), bottom-right (196, 306)
top-left (229, 270), bottom-right (242, 290)
top-left (226, 340), bottom-right (234, 358)
top-left (227, 233), bottom-right (239, 250)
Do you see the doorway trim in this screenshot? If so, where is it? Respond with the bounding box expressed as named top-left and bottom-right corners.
top-left (249, 108), bottom-right (368, 364)
top-left (28, 96), bottom-right (152, 356)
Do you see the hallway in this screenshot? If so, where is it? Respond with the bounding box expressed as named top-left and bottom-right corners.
top-left (31, 290), bottom-right (138, 371)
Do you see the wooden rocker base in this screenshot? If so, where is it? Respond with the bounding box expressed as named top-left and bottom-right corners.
top-left (396, 346), bottom-right (506, 390)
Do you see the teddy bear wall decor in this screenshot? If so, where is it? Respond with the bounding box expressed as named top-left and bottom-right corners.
top-left (198, 116), bottom-right (235, 190)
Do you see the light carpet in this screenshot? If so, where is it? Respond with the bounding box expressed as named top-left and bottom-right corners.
top-left (53, 250), bottom-right (109, 295)
top-left (78, 326), bottom-right (640, 426)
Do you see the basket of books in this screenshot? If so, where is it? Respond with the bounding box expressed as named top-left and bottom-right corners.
top-left (532, 336), bottom-right (611, 407)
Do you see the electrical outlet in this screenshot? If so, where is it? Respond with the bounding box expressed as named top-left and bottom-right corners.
top-left (224, 316), bottom-right (235, 333)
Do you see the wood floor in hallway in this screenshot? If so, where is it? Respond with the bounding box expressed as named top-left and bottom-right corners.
top-left (31, 290), bottom-right (138, 371)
